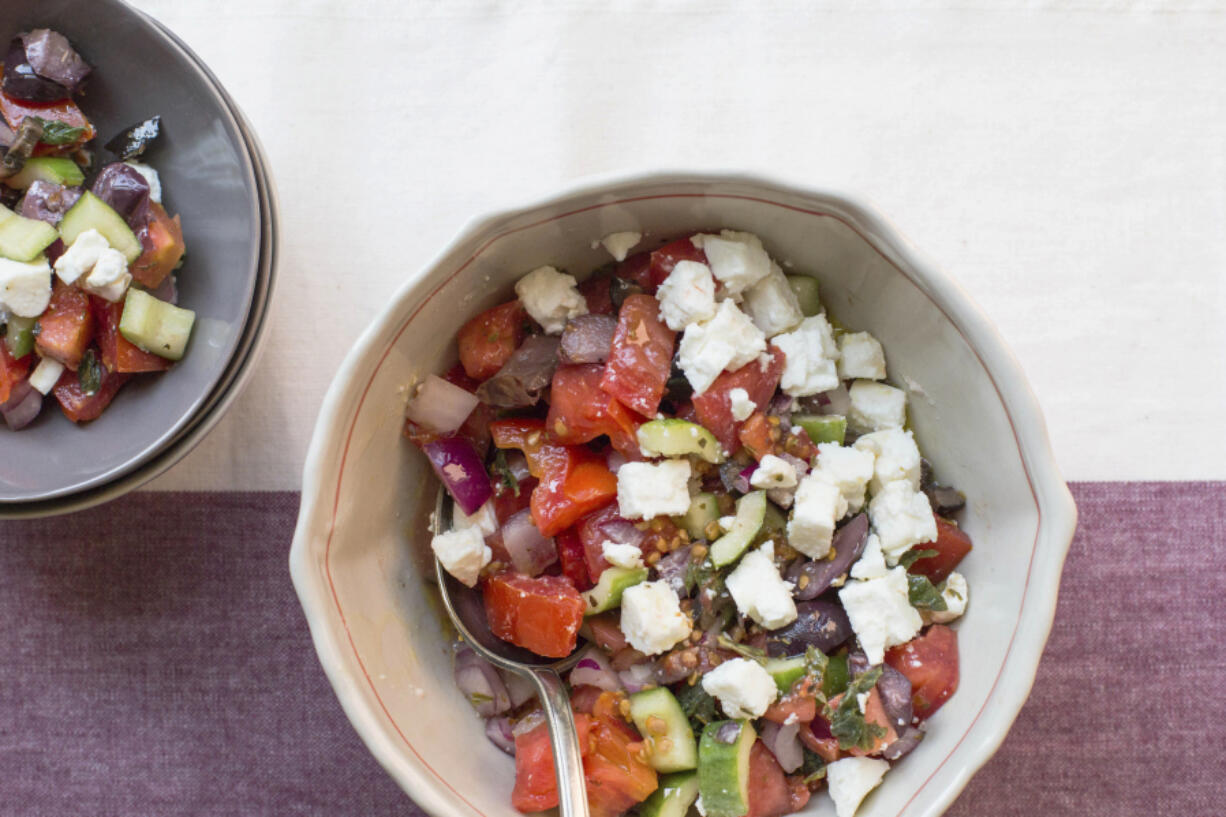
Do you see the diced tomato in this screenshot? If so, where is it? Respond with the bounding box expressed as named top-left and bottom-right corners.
top-left (52, 365), bottom-right (130, 423)
top-left (0, 343), bottom-right (31, 405)
top-left (36, 281), bottom-right (94, 368)
top-left (764, 692), bottom-right (817, 724)
top-left (908, 519), bottom-right (973, 583)
top-left (885, 624), bottom-right (960, 721)
top-left (556, 528), bottom-right (593, 591)
top-left (576, 502), bottom-right (626, 581)
top-left (613, 251), bottom-right (653, 293)
top-left (512, 714), bottom-right (594, 812)
top-left (800, 715), bottom-right (842, 764)
top-left (578, 271), bottom-right (615, 315)
top-left (836, 688), bottom-right (897, 757)
top-left (548, 364), bottom-right (640, 448)
top-left (484, 570), bottom-right (585, 658)
top-left (0, 82), bottom-right (96, 143)
top-left (456, 300), bottom-right (526, 381)
top-left (738, 412), bottom-right (775, 461)
top-left (693, 346), bottom-right (785, 453)
top-left (492, 476), bottom-right (536, 524)
top-left (747, 740), bottom-right (802, 817)
top-left (585, 611), bottom-right (629, 654)
top-left (89, 296), bottom-right (173, 374)
top-left (600, 294), bottom-right (675, 417)
top-left (647, 238), bottom-right (707, 291)
top-left (130, 202), bottom-right (186, 289)
top-left (583, 712), bottom-right (658, 817)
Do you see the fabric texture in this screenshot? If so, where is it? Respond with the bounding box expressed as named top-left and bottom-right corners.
top-left (0, 483), bottom-right (1222, 814)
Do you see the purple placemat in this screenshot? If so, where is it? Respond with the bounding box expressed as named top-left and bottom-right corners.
top-left (0, 483), bottom-right (1222, 815)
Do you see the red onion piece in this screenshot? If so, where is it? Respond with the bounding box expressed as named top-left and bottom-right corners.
top-left (760, 720), bottom-right (804, 773)
top-left (559, 314), bottom-right (617, 364)
top-left (734, 465), bottom-right (755, 494)
top-left (512, 708), bottom-right (545, 737)
top-left (485, 716), bottom-right (516, 756)
top-left (407, 374), bottom-right (480, 435)
top-left (1, 379), bottom-right (42, 430)
top-left (422, 436), bottom-right (492, 515)
top-left (501, 670), bottom-right (536, 708)
top-left (568, 646), bottom-right (622, 692)
top-left (501, 509), bottom-right (557, 576)
top-left (606, 449), bottom-right (628, 473)
top-left (455, 645), bottom-right (511, 717)
top-left (617, 663), bottom-right (656, 694)
top-left (816, 384), bottom-right (850, 416)
top-left (787, 513), bottom-right (869, 600)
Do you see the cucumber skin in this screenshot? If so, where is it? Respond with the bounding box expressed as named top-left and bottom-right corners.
top-left (119, 288), bottom-right (195, 361)
top-left (4, 157), bottom-right (85, 189)
top-left (697, 720), bottom-right (756, 817)
top-left (794, 414), bottom-right (847, 446)
top-left (583, 566), bottom-right (648, 615)
top-left (638, 772), bottom-right (699, 817)
top-left (683, 493), bottom-right (720, 540)
top-left (709, 491), bottom-right (766, 568)
top-left (0, 208), bottom-right (58, 262)
top-left (637, 418), bottom-right (725, 464)
top-left (59, 192), bottom-right (142, 263)
top-left (628, 687), bottom-right (699, 773)
top-left (764, 655), bottom-right (807, 694)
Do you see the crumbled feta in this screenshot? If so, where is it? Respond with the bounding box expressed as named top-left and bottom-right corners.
top-left (848, 380), bottom-right (906, 432)
top-left (837, 331), bottom-right (887, 380)
top-left (693, 230), bottom-right (772, 297)
top-left (773, 315), bottom-right (840, 396)
top-left (701, 657), bottom-right (779, 718)
top-left (811, 442), bottom-right (875, 513)
top-left (718, 515), bottom-right (736, 532)
top-left (620, 581), bottom-right (692, 655)
top-left (849, 534), bottom-right (889, 580)
top-left (53, 229), bottom-right (108, 285)
top-left (599, 230), bottom-right (641, 262)
top-left (80, 247), bottom-right (132, 302)
top-left (826, 757), bottom-right (889, 817)
top-left (838, 566), bottom-right (923, 664)
top-left (514, 265), bottom-right (588, 334)
top-left (853, 428), bottom-right (922, 495)
top-left (617, 460), bottom-right (692, 520)
top-left (601, 540), bottom-right (645, 569)
top-left (725, 542), bottom-right (798, 629)
top-left (125, 161), bottom-right (162, 203)
top-left (856, 691), bottom-right (870, 713)
top-left (676, 299), bottom-right (766, 394)
top-left (430, 527), bottom-right (491, 587)
top-left (750, 454), bottom-right (798, 490)
top-left (0, 256), bottom-right (52, 318)
top-left (741, 264), bottom-right (803, 337)
top-left (656, 259), bottom-right (717, 331)
top-left (929, 571), bottom-right (969, 624)
top-left (728, 387), bottom-right (756, 422)
top-left (867, 481), bottom-right (937, 561)
top-left (27, 356), bottom-right (64, 395)
top-left (788, 474), bottom-right (848, 558)
top-left (453, 500), bottom-right (498, 537)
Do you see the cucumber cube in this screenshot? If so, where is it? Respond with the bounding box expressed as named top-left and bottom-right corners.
top-left (59, 192), bottom-right (142, 263)
top-left (794, 414), bottom-right (847, 446)
top-left (119, 288), bottom-right (195, 361)
top-left (3, 157), bottom-right (85, 190)
top-left (785, 274), bottom-right (822, 317)
top-left (0, 206), bottom-right (59, 262)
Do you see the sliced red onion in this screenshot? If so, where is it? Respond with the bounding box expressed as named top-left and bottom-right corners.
top-left (768, 392), bottom-right (794, 426)
top-left (485, 716), bottom-right (516, 756)
top-left (780, 452), bottom-right (810, 476)
top-left (788, 513), bottom-right (869, 600)
top-left (502, 670), bottom-right (536, 708)
top-left (882, 725), bottom-right (925, 760)
top-left (617, 663), bottom-right (656, 693)
top-left (810, 714), bottom-right (834, 741)
top-left (606, 449), bottom-right (628, 473)
top-left (815, 384), bottom-right (850, 416)
top-left (406, 374), bottom-right (479, 435)
top-left (760, 720), bottom-right (804, 773)
top-left (1, 379), bottom-right (42, 430)
top-left (589, 514), bottom-right (646, 550)
top-left (501, 509), bottom-right (557, 576)
top-left (714, 721), bottom-right (743, 744)
top-left (569, 646), bottom-right (622, 692)
top-left (512, 708), bottom-right (545, 737)
top-left (559, 314), bottom-right (617, 364)
top-left (455, 645), bottom-right (511, 717)
top-left (423, 436), bottom-right (492, 515)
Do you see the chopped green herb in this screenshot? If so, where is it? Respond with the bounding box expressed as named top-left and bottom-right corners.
top-left (77, 349), bottom-right (103, 396)
top-left (30, 117), bottom-right (86, 146)
top-left (468, 692), bottom-right (493, 708)
top-left (491, 449), bottom-right (520, 497)
top-left (716, 635), bottom-right (768, 665)
top-left (826, 665), bottom-right (887, 752)
top-left (907, 573), bottom-right (948, 611)
top-left (799, 749), bottom-right (827, 785)
top-left (675, 682), bottom-right (719, 733)
top-left (898, 548), bottom-right (938, 569)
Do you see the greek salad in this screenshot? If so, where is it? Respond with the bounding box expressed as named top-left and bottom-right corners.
top-left (406, 229), bottom-right (972, 817)
top-left (0, 28), bottom-right (191, 430)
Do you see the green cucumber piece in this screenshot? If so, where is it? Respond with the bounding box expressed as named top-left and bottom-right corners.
top-left (628, 687), bottom-right (699, 772)
top-left (683, 492), bottom-right (721, 540)
top-left (822, 653), bottom-right (850, 698)
top-left (764, 655), bottom-right (808, 695)
top-left (754, 500), bottom-right (788, 547)
top-left (58, 191), bottom-right (142, 263)
top-left (4, 157), bottom-right (85, 189)
top-left (785, 275), bottom-right (822, 317)
top-left (697, 720), bottom-right (756, 817)
top-left (794, 414), bottom-right (847, 446)
top-left (3, 314), bottom-right (35, 358)
top-left (638, 771), bottom-right (699, 817)
top-left (709, 491), bottom-right (766, 568)
top-left (118, 288), bottom-right (195, 361)
top-left (637, 418), bottom-right (724, 464)
top-left (583, 566), bottom-right (648, 615)
top-left (0, 206), bottom-right (59, 262)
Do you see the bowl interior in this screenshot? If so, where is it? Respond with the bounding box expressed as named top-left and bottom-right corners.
top-left (295, 178), bottom-right (1070, 817)
top-left (0, 0), bottom-right (260, 502)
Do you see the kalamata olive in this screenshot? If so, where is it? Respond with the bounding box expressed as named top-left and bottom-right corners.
top-left (876, 664), bottom-right (914, 730)
top-left (882, 726), bottom-right (924, 760)
top-left (1, 37), bottom-right (69, 102)
top-left (475, 335), bottom-right (560, 408)
top-left (765, 598), bottom-right (853, 656)
top-left (21, 29), bottom-right (91, 92)
top-left (104, 116), bottom-right (162, 161)
top-left (787, 513), bottom-right (869, 600)
top-left (90, 163), bottom-right (151, 226)
top-left (609, 276), bottom-right (643, 311)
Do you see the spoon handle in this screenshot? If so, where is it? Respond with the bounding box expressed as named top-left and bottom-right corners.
top-left (529, 667), bottom-right (591, 817)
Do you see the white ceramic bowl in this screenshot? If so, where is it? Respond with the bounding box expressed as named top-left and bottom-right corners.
top-left (291, 173), bottom-right (1077, 817)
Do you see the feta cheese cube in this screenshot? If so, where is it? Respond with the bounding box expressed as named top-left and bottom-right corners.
top-left (788, 474), bottom-right (848, 558)
top-left (601, 540), bottom-right (645, 569)
top-left (838, 566), bottom-right (923, 664)
top-left (81, 248), bottom-right (132, 303)
top-left (692, 230), bottom-right (772, 297)
top-left (617, 460), bottom-right (692, 520)
top-left (514, 265), bottom-right (588, 334)
top-left (599, 230), bottom-right (641, 262)
top-left (701, 657), bottom-right (779, 718)
top-left (853, 428), bottom-right (922, 495)
top-left (620, 581), bottom-right (692, 655)
top-left (741, 264), bottom-right (803, 337)
top-left (656, 259), bottom-right (717, 331)
top-left (53, 228), bottom-right (109, 285)
top-left (867, 481), bottom-right (937, 561)
top-left (0, 256), bottom-right (52, 318)
top-left (725, 542), bottom-right (798, 629)
top-left (750, 454), bottom-right (798, 490)
top-left (126, 161), bottom-right (162, 203)
top-left (453, 500), bottom-right (498, 536)
top-left (826, 757), bottom-right (889, 817)
top-left (27, 356), bottom-right (65, 395)
top-left (837, 332), bottom-right (886, 380)
top-left (717, 515), bottom-right (736, 532)
top-left (773, 315), bottom-right (840, 396)
top-left (431, 527), bottom-right (491, 587)
top-left (811, 442), bottom-right (875, 513)
top-left (849, 534), bottom-right (889, 580)
top-left (929, 571), bottom-right (969, 624)
top-left (847, 380), bottom-right (906, 432)
top-left (677, 300), bottom-right (766, 395)
top-left (728, 387), bottom-right (756, 421)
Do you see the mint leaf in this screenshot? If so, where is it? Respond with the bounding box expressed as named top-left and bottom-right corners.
top-left (827, 665), bottom-right (887, 752)
top-left (30, 117), bottom-right (85, 146)
top-left (676, 682), bottom-right (719, 733)
top-left (716, 635), bottom-right (768, 665)
top-left (899, 548), bottom-right (939, 569)
top-left (800, 749), bottom-right (827, 785)
top-left (907, 573), bottom-right (948, 611)
top-left (490, 449), bottom-right (519, 497)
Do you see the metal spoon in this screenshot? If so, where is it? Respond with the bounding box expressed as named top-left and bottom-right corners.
top-left (434, 488), bottom-right (591, 817)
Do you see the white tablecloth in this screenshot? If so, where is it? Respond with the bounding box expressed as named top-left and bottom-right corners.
top-left (129, 0), bottom-right (1226, 489)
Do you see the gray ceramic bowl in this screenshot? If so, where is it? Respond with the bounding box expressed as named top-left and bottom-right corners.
top-left (0, 0), bottom-right (261, 503)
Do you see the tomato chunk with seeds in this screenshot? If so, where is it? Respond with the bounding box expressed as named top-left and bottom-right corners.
top-left (90, 296), bottom-right (172, 374)
top-left (457, 300), bottom-right (526, 381)
top-left (647, 237), bottom-right (707, 291)
top-left (908, 519), bottom-right (973, 583)
top-left (0, 343), bottom-right (31, 404)
top-left (53, 365), bottom-right (129, 423)
top-left (36, 281), bottom-right (94, 368)
top-left (512, 714), bottom-right (593, 812)
top-left (130, 202), bottom-right (186, 289)
top-left (885, 624), bottom-right (960, 720)
top-left (556, 528), bottom-right (593, 591)
top-left (483, 571), bottom-right (585, 658)
top-left (747, 740), bottom-right (810, 817)
top-left (547, 363), bottom-right (640, 455)
top-left (0, 84), bottom-right (96, 143)
top-left (600, 294), bottom-right (675, 418)
top-left (693, 346), bottom-right (785, 453)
